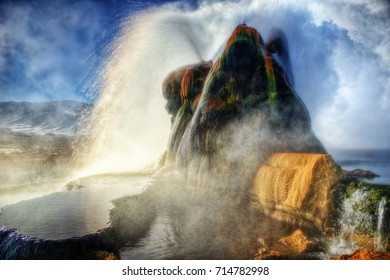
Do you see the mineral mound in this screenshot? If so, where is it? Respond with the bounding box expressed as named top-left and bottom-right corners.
top-left (161, 24), bottom-right (325, 196)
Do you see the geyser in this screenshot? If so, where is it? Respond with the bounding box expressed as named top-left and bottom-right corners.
top-left (1, 15), bottom-right (389, 259)
top-left (72, 10), bottom-right (220, 177)
top-left (160, 25), bottom-right (325, 199)
top-left (156, 25), bottom-right (389, 259)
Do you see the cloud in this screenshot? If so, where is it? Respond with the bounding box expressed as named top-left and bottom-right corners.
top-left (222, 0), bottom-right (390, 149)
top-left (156, 0), bottom-right (390, 148)
top-left (301, 0), bottom-right (390, 148)
top-left (0, 0), bottom-right (113, 102)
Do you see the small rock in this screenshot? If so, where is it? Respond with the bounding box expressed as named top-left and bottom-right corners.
top-left (334, 248), bottom-right (390, 260)
top-left (254, 229), bottom-right (317, 259)
top-left (347, 169), bottom-right (379, 179)
top-left (64, 181), bottom-right (86, 191)
top-left (276, 229), bottom-right (314, 254)
top-left (92, 250), bottom-right (117, 260)
top-left (257, 237), bottom-right (267, 248)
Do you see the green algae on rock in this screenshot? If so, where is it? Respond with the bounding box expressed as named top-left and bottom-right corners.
top-left (331, 180), bottom-right (390, 245)
top-left (159, 25), bottom-right (389, 257)
top-left (161, 25), bottom-right (325, 196)
top-left (162, 61), bottom-right (212, 163)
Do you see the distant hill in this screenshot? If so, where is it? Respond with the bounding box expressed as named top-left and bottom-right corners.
top-left (0, 101), bottom-right (92, 135)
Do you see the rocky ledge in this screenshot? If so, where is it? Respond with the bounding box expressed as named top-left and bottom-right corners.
top-left (347, 168), bottom-right (379, 179)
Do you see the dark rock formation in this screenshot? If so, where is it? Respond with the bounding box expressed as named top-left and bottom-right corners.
top-left (162, 61), bottom-right (212, 161)
top-left (160, 25), bottom-right (389, 255)
top-left (265, 28), bottom-right (294, 87)
top-left (181, 25), bottom-right (324, 156)
top-left (162, 25), bottom-right (325, 196)
top-left (0, 226), bottom-right (117, 260)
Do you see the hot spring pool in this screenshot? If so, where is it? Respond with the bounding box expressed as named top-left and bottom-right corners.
top-left (0, 173), bottom-right (149, 240)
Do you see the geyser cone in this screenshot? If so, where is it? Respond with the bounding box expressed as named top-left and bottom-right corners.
top-left (158, 24), bottom-right (326, 196)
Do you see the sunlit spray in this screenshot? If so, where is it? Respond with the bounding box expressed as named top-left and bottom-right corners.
top-left (73, 7), bottom-right (243, 177)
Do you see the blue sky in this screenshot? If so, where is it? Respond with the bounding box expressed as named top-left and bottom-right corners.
top-left (0, 0), bottom-right (180, 102)
top-left (0, 0), bottom-right (389, 148)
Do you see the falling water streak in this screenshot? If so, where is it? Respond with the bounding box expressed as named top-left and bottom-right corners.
top-left (376, 198), bottom-right (390, 252)
top-left (328, 190), bottom-right (373, 256)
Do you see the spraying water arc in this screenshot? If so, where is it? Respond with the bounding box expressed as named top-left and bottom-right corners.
top-left (73, 9), bottom-right (233, 178)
